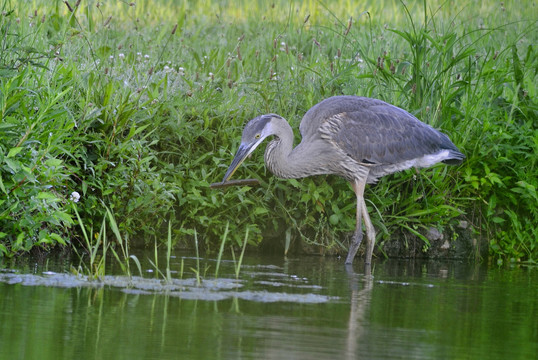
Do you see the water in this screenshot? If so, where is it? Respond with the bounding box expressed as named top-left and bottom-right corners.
top-left (1, 254), bottom-right (536, 360)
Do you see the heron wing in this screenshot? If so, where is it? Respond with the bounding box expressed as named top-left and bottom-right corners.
top-left (325, 103), bottom-right (457, 165)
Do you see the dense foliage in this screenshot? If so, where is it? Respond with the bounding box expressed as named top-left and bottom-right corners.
top-left (0, 0), bottom-right (536, 263)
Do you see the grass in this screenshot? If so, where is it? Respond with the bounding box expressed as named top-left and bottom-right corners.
top-left (192, 228), bottom-right (202, 286)
top-left (0, 0), bottom-right (536, 266)
top-left (231, 227), bottom-right (250, 279)
top-left (214, 221), bottom-right (229, 279)
top-left (71, 203), bottom-right (142, 280)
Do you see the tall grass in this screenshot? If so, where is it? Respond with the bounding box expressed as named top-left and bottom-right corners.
top-left (0, 0), bottom-right (536, 264)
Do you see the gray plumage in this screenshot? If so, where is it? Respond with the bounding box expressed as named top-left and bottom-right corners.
top-left (222, 95), bottom-right (464, 269)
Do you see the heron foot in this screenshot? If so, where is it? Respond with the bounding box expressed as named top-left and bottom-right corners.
top-left (345, 229), bottom-right (364, 264)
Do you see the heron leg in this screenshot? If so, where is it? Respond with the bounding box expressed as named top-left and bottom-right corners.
top-left (345, 179), bottom-right (366, 265)
top-left (361, 198), bottom-right (376, 266)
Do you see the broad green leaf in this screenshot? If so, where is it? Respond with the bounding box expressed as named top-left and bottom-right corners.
top-left (49, 233), bottom-right (67, 245)
top-left (253, 207), bottom-right (268, 215)
top-left (14, 232), bottom-right (24, 249)
top-left (329, 214), bottom-right (339, 225)
top-left (5, 158), bottom-right (21, 172)
top-left (7, 147), bottom-right (23, 158)
top-left (53, 211), bottom-right (74, 225)
top-left (45, 158), bottom-right (63, 167)
top-left (37, 192), bottom-right (58, 200)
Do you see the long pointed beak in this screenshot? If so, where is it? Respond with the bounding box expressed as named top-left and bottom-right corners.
top-left (222, 143), bottom-right (255, 182)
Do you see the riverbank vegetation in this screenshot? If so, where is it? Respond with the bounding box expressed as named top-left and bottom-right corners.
top-left (0, 0), bottom-right (536, 264)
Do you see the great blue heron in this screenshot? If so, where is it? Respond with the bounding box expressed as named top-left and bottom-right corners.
top-left (222, 95), bottom-right (464, 266)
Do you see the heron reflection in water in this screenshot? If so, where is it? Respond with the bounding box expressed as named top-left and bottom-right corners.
top-left (222, 96), bottom-right (464, 266)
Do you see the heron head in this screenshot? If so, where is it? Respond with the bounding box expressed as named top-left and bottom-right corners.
top-left (222, 114), bottom-right (281, 182)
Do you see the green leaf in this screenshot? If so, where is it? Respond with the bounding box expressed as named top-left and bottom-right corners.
top-left (14, 232), bottom-right (24, 250)
top-left (38, 230), bottom-right (52, 244)
top-left (329, 214), bottom-right (339, 225)
top-left (288, 179), bottom-right (300, 188)
top-left (49, 233), bottom-right (67, 245)
top-left (37, 192), bottom-right (58, 200)
top-left (253, 207), bottom-right (268, 215)
top-left (53, 211), bottom-right (74, 225)
top-left (0, 174), bottom-right (6, 195)
top-left (0, 243), bottom-right (7, 256)
top-left (512, 45), bottom-right (523, 86)
top-left (126, 123), bottom-right (150, 141)
top-left (129, 255), bottom-right (143, 277)
top-left (45, 158), bottom-right (63, 167)
top-left (106, 207), bottom-right (123, 244)
top-left (387, 28), bottom-right (413, 44)
top-left (5, 158), bottom-right (21, 172)
top-left (7, 147), bottom-right (23, 158)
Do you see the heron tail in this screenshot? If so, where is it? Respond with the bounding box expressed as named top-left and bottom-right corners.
top-left (441, 150), bottom-right (465, 165)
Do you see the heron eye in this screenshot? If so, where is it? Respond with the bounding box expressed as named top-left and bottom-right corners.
top-left (255, 134), bottom-right (261, 139)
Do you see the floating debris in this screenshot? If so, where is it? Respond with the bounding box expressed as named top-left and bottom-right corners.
top-left (0, 270), bottom-right (337, 304)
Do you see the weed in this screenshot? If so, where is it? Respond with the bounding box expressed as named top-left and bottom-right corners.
top-left (0, 0), bottom-right (536, 264)
top-left (214, 221), bottom-right (229, 279)
top-left (230, 227), bottom-right (250, 279)
top-left (191, 228), bottom-right (202, 286)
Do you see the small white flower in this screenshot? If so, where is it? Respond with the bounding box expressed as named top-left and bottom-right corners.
top-left (144, 54), bottom-right (150, 59)
top-left (119, 53), bottom-right (125, 59)
top-left (70, 191), bottom-right (80, 203)
top-left (137, 52), bottom-right (142, 56)
top-left (178, 67), bottom-right (185, 75)
top-left (163, 65), bottom-right (170, 71)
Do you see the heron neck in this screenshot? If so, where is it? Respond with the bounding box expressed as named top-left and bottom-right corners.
top-left (264, 119), bottom-right (308, 179)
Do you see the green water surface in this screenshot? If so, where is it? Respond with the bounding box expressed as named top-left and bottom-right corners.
top-left (1, 255), bottom-right (536, 360)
